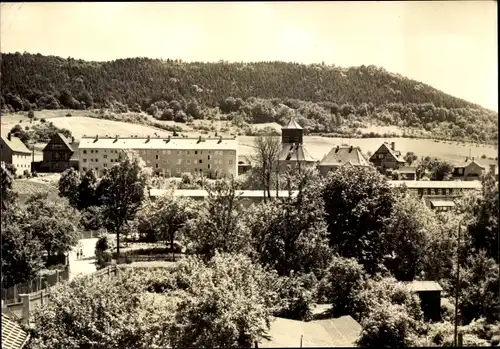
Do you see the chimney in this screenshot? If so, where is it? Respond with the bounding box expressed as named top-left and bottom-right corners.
top-left (7, 133), bottom-right (11, 141)
top-left (198, 135), bottom-right (202, 143)
top-left (165, 135), bottom-right (171, 143)
top-left (94, 135), bottom-right (99, 143)
top-left (349, 145), bottom-right (353, 153)
top-left (215, 132), bottom-right (218, 137)
top-left (335, 145), bottom-right (339, 153)
top-left (71, 136), bottom-right (75, 144)
top-left (218, 136), bottom-right (223, 144)
top-left (391, 142), bottom-right (395, 151)
top-left (146, 135), bottom-right (151, 143)
top-left (114, 135), bottom-right (119, 143)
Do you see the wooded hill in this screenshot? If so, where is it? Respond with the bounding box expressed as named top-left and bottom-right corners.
top-left (1, 52), bottom-right (497, 142)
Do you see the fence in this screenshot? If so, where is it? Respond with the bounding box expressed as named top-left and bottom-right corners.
top-left (2, 265), bottom-right (118, 324)
top-left (1, 267), bottom-right (70, 305)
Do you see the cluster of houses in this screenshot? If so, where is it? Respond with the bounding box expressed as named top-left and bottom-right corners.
top-left (1, 117), bottom-right (496, 212)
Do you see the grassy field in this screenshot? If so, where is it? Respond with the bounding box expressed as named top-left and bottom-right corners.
top-left (2, 110), bottom-right (497, 165)
top-left (12, 174), bottom-right (60, 204)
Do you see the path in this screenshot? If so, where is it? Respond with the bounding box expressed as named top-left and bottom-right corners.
top-left (68, 238), bottom-right (98, 281)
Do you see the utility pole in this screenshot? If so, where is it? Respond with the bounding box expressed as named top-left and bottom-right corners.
top-left (31, 141), bottom-right (35, 173)
top-left (454, 219), bottom-right (464, 347)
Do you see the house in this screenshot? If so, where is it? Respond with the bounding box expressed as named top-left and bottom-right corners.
top-left (39, 133), bottom-right (79, 173)
top-left (237, 155), bottom-right (253, 176)
top-left (278, 118), bottom-right (317, 171)
top-left (452, 157), bottom-right (487, 180)
top-left (317, 145), bottom-right (370, 176)
top-left (369, 142), bottom-right (406, 171)
top-left (259, 315), bottom-right (362, 348)
top-left (406, 281), bottom-right (443, 322)
top-left (1, 313), bottom-right (30, 349)
top-left (78, 135), bottom-right (238, 178)
top-left (393, 166), bottom-right (417, 180)
top-left (0, 134), bottom-right (32, 174)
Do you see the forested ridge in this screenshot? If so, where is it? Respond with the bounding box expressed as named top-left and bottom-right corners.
top-left (1, 52), bottom-right (497, 142)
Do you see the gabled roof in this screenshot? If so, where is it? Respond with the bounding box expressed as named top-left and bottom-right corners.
top-left (1, 314), bottom-right (30, 349)
top-left (42, 133), bottom-right (74, 152)
top-left (430, 200), bottom-right (456, 208)
top-left (0, 135), bottom-right (31, 154)
top-left (278, 143), bottom-right (316, 162)
top-left (259, 316), bottom-right (362, 348)
top-left (406, 281), bottom-right (443, 292)
top-left (370, 142), bottom-right (406, 163)
top-left (319, 146), bottom-right (369, 167)
top-left (282, 117), bottom-right (303, 130)
top-left (452, 159), bottom-right (486, 169)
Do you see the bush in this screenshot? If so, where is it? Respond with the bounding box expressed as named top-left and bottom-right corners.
top-left (40, 118), bottom-right (46, 123)
top-left (66, 113), bottom-right (72, 117)
top-left (274, 274), bottom-right (315, 321)
top-left (95, 233), bottom-right (115, 269)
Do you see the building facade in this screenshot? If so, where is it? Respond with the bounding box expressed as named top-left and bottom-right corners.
top-left (0, 134), bottom-right (32, 174)
top-left (452, 158), bottom-right (487, 181)
top-left (369, 142), bottom-right (406, 171)
top-left (317, 145), bottom-right (370, 176)
top-left (78, 135), bottom-right (238, 178)
top-left (39, 133), bottom-right (79, 173)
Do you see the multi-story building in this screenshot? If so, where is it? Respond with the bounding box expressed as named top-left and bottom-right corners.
top-left (369, 142), bottom-right (406, 171)
top-left (38, 133), bottom-right (79, 173)
top-left (78, 135), bottom-right (238, 178)
top-left (0, 134), bottom-right (32, 174)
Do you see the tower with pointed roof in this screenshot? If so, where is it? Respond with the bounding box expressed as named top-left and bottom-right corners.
top-left (278, 116), bottom-right (316, 169)
top-left (281, 117), bottom-right (303, 144)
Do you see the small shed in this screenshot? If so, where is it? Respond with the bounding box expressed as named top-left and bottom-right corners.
top-left (406, 281), bottom-right (443, 322)
top-left (429, 199), bottom-right (456, 212)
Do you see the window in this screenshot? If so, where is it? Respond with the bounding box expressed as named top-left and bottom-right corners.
top-left (208, 155), bottom-right (211, 160)
top-left (155, 155), bottom-right (159, 160)
top-left (104, 155), bottom-right (107, 159)
top-left (187, 159), bottom-right (191, 165)
top-left (208, 164), bottom-right (211, 169)
top-left (95, 150), bottom-right (99, 153)
top-left (103, 163), bottom-right (108, 168)
top-left (95, 158), bottom-right (99, 162)
top-left (155, 164), bottom-right (159, 168)
top-left (162, 150), bottom-right (166, 154)
top-left (229, 160), bottom-right (233, 165)
top-left (195, 151), bottom-right (198, 155)
top-left (177, 159), bottom-right (182, 165)
top-left (167, 150), bottom-right (171, 155)
top-left (83, 167), bottom-right (87, 171)
top-left (83, 159), bottom-right (87, 163)
top-left (90, 150), bottom-right (94, 154)
top-left (199, 159), bottom-right (203, 164)
top-left (90, 159), bottom-right (94, 162)
top-left (187, 151), bottom-right (191, 155)
top-left (83, 150), bottom-right (87, 154)
top-left (177, 151), bottom-right (181, 155)
top-left (176, 168), bottom-right (180, 173)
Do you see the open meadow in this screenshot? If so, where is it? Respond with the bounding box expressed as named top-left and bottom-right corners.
top-left (2, 110), bottom-right (497, 165)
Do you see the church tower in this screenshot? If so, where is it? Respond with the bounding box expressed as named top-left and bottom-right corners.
top-left (281, 117), bottom-right (303, 144)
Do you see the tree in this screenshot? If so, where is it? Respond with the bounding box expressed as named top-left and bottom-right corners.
top-left (246, 166), bottom-right (332, 277)
top-left (1, 208), bottom-right (45, 288)
top-left (1, 162), bottom-right (17, 214)
top-left (24, 193), bottom-right (81, 264)
top-left (322, 166), bottom-right (395, 274)
top-left (99, 152), bottom-right (149, 260)
top-left (168, 253), bottom-right (278, 348)
top-left (385, 193), bottom-right (439, 281)
top-left (148, 194), bottom-right (196, 251)
top-left (58, 168), bottom-right (81, 208)
top-left (251, 134), bottom-right (282, 199)
top-left (182, 178), bottom-right (251, 261)
top-left (77, 169), bottom-right (99, 210)
top-left (467, 174), bottom-right (499, 262)
top-left (404, 152), bottom-right (418, 165)
top-left (317, 256), bottom-right (368, 319)
top-left (26, 271), bottom-right (172, 349)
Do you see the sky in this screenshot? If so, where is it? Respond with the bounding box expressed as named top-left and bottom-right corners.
top-left (0, 1), bottom-right (497, 111)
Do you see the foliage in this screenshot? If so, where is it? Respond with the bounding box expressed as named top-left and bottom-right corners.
top-left (316, 256), bottom-right (368, 319)
top-left (385, 192), bottom-right (440, 281)
top-left (9, 121), bottom-right (72, 147)
top-left (251, 134), bottom-right (282, 198)
top-left (404, 151), bottom-right (418, 165)
top-left (246, 167), bottom-right (332, 277)
top-left (2, 53), bottom-right (497, 143)
top-left (467, 174), bottom-right (499, 262)
top-left (168, 253), bottom-right (279, 348)
top-left (322, 166), bottom-right (395, 274)
top-left (99, 151), bottom-right (149, 258)
top-left (1, 162), bottom-right (17, 213)
top-left (57, 168), bottom-right (81, 208)
top-left (1, 208), bottom-right (45, 288)
top-left (416, 156), bottom-right (454, 181)
top-left (94, 233), bottom-right (115, 269)
top-left (182, 178), bottom-right (251, 260)
top-left (25, 272), bottom-right (173, 349)
top-left (23, 192), bottom-right (80, 261)
top-left (273, 273), bottom-right (315, 321)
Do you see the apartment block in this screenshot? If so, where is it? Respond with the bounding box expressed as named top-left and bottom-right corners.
top-left (77, 135), bottom-right (238, 178)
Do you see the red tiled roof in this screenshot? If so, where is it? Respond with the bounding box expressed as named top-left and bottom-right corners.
top-left (1, 314), bottom-right (30, 349)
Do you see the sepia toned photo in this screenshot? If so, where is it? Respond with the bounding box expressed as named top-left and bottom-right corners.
top-left (0, 1), bottom-right (498, 348)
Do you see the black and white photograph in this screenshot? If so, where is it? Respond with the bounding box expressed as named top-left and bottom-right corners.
top-left (0, 1), bottom-right (498, 348)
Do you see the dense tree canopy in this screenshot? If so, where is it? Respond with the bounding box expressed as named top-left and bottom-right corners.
top-left (1, 53), bottom-right (497, 143)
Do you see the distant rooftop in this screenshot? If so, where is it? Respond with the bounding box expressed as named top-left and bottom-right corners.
top-left (406, 281), bottom-right (443, 292)
top-left (319, 145), bottom-right (369, 167)
top-left (282, 117), bottom-right (303, 130)
top-left (78, 136), bottom-right (237, 150)
top-left (390, 180), bottom-right (482, 189)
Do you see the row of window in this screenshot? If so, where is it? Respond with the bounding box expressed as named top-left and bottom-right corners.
top-left (82, 158), bottom-right (233, 166)
top-left (82, 167), bottom-right (230, 174)
top-left (418, 188), bottom-right (460, 196)
top-left (82, 149), bottom-right (233, 156)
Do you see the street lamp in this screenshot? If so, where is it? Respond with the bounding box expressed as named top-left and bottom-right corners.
top-left (454, 218), bottom-right (466, 347)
